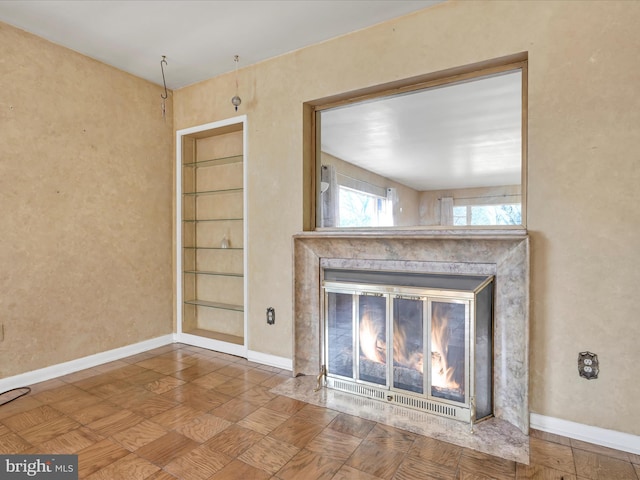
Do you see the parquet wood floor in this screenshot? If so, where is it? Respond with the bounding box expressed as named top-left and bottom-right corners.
top-left (0, 343), bottom-right (637, 479)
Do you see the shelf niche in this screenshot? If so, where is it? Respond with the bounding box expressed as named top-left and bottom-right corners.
top-left (179, 118), bottom-right (246, 351)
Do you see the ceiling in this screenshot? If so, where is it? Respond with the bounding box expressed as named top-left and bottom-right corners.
top-left (0, 0), bottom-right (442, 89)
top-left (1, 0), bottom-right (520, 192)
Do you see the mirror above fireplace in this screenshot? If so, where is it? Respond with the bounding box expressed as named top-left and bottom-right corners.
top-left (313, 60), bottom-right (527, 230)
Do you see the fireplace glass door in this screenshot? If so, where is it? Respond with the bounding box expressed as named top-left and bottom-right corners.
top-left (323, 270), bottom-right (493, 425)
top-left (428, 300), bottom-right (468, 405)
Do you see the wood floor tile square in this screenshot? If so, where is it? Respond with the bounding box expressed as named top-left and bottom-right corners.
top-left (571, 438), bottom-right (631, 462)
top-left (86, 452), bottom-right (160, 480)
top-left (67, 400), bottom-right (121, 424)
top-left (144, 471), bottom-right (180, 480)
top-left (238, 436), bottom-right (300, 474)
top-left (71, 373), bottom-right (115, 391)
top-left (237, 407), bottom-right (291, 435)
top-left (516, 463), bottom-right (577, 480)
top-left (27, 378), bottom-right (68, 393)
top-left (51, 391), bottom-right (103, 414)
top-left (105, 364), bottom-right (149, 380)
top-left (305, 427), bottom-right (362, 461)
top-left (136, 431), bottom-right (199, 467)
top-left (169, 363), bottom-right (217, 382)
top-left (408, 435), bottom-right (462, 469)
top-left (205, 424), bottom-right (264, 457)
top-left (86, 409), bottom-right (144, 436)
top-left (346, 439), bottom-right (407, 480)
top-left (259, 374), bottom-right (291, 389)
top-left (530, 428), bottom-right (572, 446)
top-left (150, 405), bottom-right (203, 430)
top-left (277, 449), bottom-right (344, 480)
top-left (394, 456), bottom-right (457, 480)
top-left (214, 377), bottom-right (256, 397)
top-left (19, 415), bottom-right (80, 445)
top-left (164, 443), bottom-right (233, 480)
top-left (237, 385), bottom-right (278, 406)
top-left (111, 419), bottom-right (168, 451)
top-left (243, 368), bottom-right (278, 385)
top-left (216, 363), bottom-right (253, 378)
top-left (529, 437), bottom-right (576, 474)
top-left (328, 413), bottom-right (376, 439)
top-left (0, 396), bottom-right (43, 420)
top-left (1, 405), bottom-right (63, 432)
top-left (209, 459), bottom-right (272, 480)
top-left (91, 379), bottom-right (138, 399)
top-left (0, 432), bottom-right (33, 454)
top-left (126, 369), bottom-right (167, 385)
top-left (294, 404), bottom-right (341, 427)
top-left (129, 393), bottom-right (180, 418)
top-left (332, 465), bottom-right (384, 480)
top-left (77, 438), bottom-right (130, 477)
top-left (36, 426), bottom-right (102, 454)
top-left (573, 448), bottom-right (638, 480)
top-left (269, 416), bottom-right (325, 449)
top-left (174, 413), bottom-right (232, 442)
top-left (160, 384), bottom-right (232, 412)
top-left (365, 423), bottom-right (416, 453)
top-left (212, 397), bottom-right (262, 422)
top-left (263, 395), bottom-right (307, 416)
top-left (191, 372), bottom-right (232, 390)
top-left (31, 384), bottom-right (86, 404)
top-left (457, 449), bottom-right (516, 480)
top-left (0, 423), bottom-right (9, 436)
top-left (144, 377), bottom-right (187, 395)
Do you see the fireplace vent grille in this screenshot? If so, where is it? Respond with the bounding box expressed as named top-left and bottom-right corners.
top-left (327, 377), bottom-right (467, 421)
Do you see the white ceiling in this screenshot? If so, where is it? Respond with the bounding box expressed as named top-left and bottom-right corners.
top-left (0, 0), bottom-right (442, 89)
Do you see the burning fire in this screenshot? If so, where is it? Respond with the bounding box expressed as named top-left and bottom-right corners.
top-left (393, 323), bottom-right (424, 374)
top-left (359, 311), bottom-right (386, 363)
top-left (431, 305), bottom-right (460, 391)
top-left (358, 303), bottom-right (461, 394)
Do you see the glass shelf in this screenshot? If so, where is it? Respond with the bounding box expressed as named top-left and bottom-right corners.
top-left (183, 187), bottom-right (242, 196)
top-left (184, 299), bottom-right (243, 312)
top-left (183, 154), bottom-right (243, 168)
top-left (183, 218), bottom-right (243, 223)
top-left (184, 270), bottom-right (243, 278)
top-left (183, 246), bottom-right (243, 250)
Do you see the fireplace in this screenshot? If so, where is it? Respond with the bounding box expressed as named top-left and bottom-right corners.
top-left (322, 269), bottom-right (493, 427)
top-left (291, 231), bottom-right (530, 437)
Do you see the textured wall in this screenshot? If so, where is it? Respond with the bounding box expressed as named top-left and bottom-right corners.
top-left (173, 0), bottom-right (640, 435)
top-left (0, 22), bottom-right (174, 377)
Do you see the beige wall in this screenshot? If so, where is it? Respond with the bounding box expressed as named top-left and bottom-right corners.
top-left (174, 1), bottom-right (640, 435)
top-left (0, 23), bottom-right (174, 377)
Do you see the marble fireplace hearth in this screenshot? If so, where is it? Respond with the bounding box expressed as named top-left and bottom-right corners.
top-left (284, 229), bottom-right (530, 462)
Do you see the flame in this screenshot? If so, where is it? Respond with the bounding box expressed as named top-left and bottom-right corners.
top-left (359, 311), bottom-right (386, 363)
top-left (431, 305), bottom-right (460, 390)
top-left (393, 322), bottom-right (424, 374)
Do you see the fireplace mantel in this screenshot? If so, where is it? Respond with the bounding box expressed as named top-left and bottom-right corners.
top-left (293, 229), bottom-right (530, 433)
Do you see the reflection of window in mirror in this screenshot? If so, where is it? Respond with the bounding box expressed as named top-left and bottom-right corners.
top-left (314, 59), bottom-right (527, 230)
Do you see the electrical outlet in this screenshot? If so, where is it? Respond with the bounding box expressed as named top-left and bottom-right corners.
top-left (578, 351), bottom-right (598, 380)
top-left (266, 307), bottom-right (275, 325)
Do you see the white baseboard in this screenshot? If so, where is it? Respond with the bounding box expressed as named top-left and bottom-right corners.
top-left (0, 334), bottom-right (175, 392)
top-left (530, 413), bottom-right (640, 455)
top-left (247, 350), bottom-right (292, 371)
top-left (175, 333), bottom-right (247, 358)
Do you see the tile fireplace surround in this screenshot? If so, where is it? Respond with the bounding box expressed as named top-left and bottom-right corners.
top-left (288, 229), bottom-right (529, 462)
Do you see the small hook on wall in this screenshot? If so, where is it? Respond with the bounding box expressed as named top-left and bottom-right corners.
top-left (160, 56), bottom-right (168, 120)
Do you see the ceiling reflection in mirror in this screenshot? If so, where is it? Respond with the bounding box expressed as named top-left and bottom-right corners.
top-left (317, 68), bottom-right (524, 229)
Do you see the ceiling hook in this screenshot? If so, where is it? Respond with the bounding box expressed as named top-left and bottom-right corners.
top-left (160, 55), bottom-right (168, 100)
